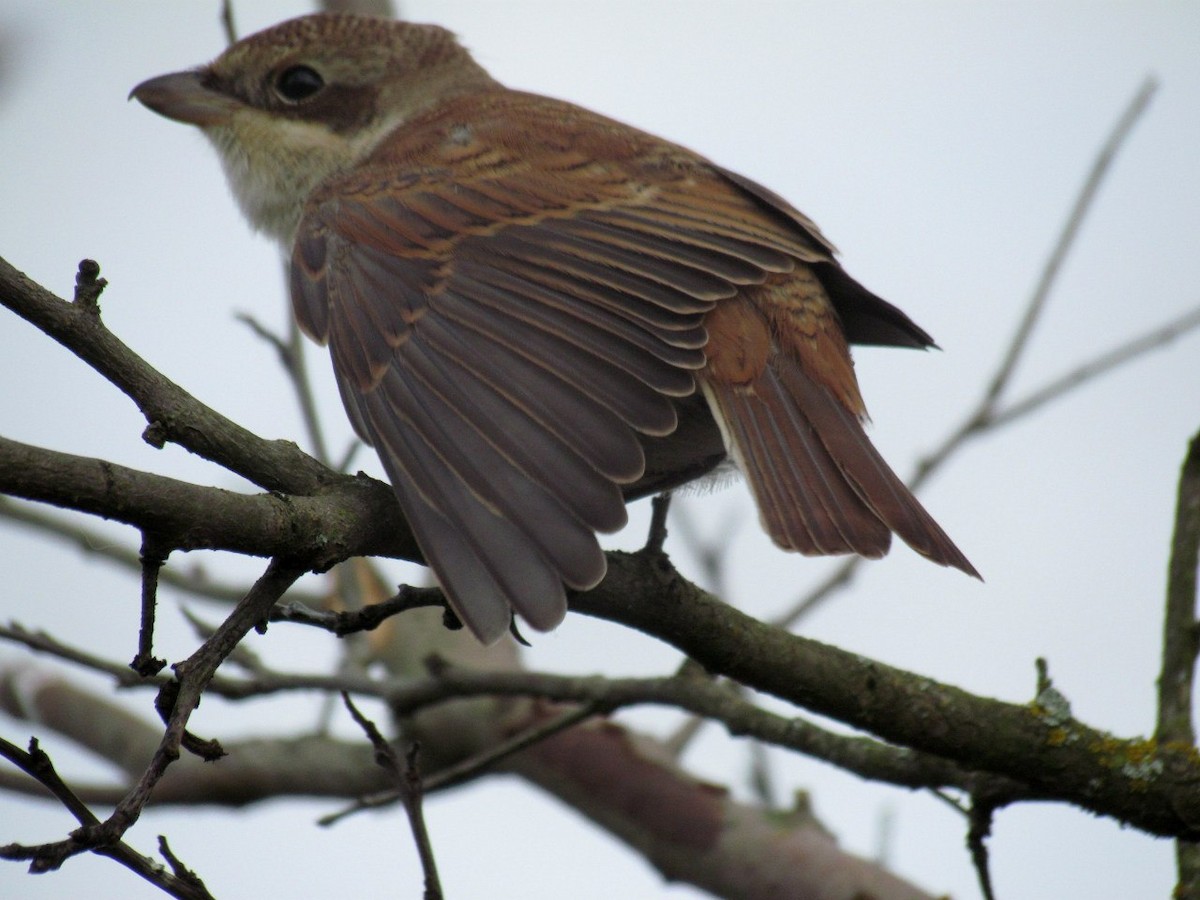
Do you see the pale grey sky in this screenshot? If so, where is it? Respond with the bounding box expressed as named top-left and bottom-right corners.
top-left (2, 2), bottom-right (1199, 898)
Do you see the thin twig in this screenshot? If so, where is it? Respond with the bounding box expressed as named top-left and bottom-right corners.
top-left (132, 535), bottom-right (169, 677)
top-left (286, 311), bottom-right (334, 467)
top-left (0, 737), bottom-right (214, 899)
top-left (645, 492), bottom-right (672, 554)
top-left (0, 737), bottom-right (97, 829)
top-left (747, 741), bottom-right (778, 808)
top-left (236, 310), bottom-right (332, 467)
top-left (272, 584), bottom-right (444, 635)
top-left (335, 438), bottom-right (365, 473)
top-left (179, 606), bottom-right (267, 675)
top-left (402, 743), bottom-right (442, 900)
top-left (320, 703), bottom-right (600, 827)
top-left (669, 498), bottom-right (741, 598)
top-left (424, 703), bottom-right (599, 793)
top-left (312, 562), bottom-right (380, 733)
top-left (157, 836), bottom-right (209, 896)
top-left (989, 303), bottom-right (1200, 430)
top-left (219, 0), bottom-right (237, 45)
top-left (773, 556), bottom-right (861, 630)
top-left (662, 708), bottom-right (707, 758)
top-left (342, 694), bottom-right (443, 899)
top-left (1, 623), bottom-right (159, 688)
top-left (318, 790), bottom-right (400, 827)
top-left (0, 256), bottom-right (335, 494)
top-left (73, 559), bottom-right (306, 863)
top-left (911, 76), bottom-right (1160, 486)
top-left (774, 76), bottom-right (1161, 629)
top-left (980, 75), bottom-right (1158, 413)
top-left (966, 799), bottom-right (998, 900)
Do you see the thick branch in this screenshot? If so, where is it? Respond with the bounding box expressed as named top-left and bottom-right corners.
top-left (1158, 431), bottom-right (1200, 895)
top-left (573, 549), bottom-right (1200, 839)
top-left (0, 435), bottom-right (419, 565)
top-left (508, 714), bottom-right (936, 900)
top-left (7, 427), bottom-right (1199, 840)
top-left (1156, 431), bottom-right (1200, 745)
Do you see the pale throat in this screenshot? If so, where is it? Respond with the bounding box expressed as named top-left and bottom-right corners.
top-left (206, 109), bottom-right (407, 247)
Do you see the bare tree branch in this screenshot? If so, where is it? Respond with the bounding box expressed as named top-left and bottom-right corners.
top-left (0, 433), bottom-right (419, 565)
top-left (571, 550), bottom-right (1200, 839)
top-left (0, 737), bottom-right (214, 899)
top-left (1157, 431), bottom-right (1200, 896)
top-left (342, 695), bottom-right (442, 900)
top-left (989, 302), bottom-right (1200, 429)
top-left (236, 309), bottom-right (333, 466)
top-left (0, 496), bottom-right (321, 605)
top-left (773, 75), bottom-right (1163, 629)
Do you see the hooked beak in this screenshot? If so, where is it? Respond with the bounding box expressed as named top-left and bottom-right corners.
top-left (130, 70), bottom-right (239, 127)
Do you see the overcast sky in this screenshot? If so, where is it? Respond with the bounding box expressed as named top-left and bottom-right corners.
top-left (2, 2), bottom-right (1199, 898)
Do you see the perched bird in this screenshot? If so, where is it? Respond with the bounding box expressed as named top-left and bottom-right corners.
top-left (132, 13), bottom-right (977, 643)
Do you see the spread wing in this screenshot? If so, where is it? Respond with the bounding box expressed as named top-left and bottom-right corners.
top-left (288, 92), bottom-right (968, 642)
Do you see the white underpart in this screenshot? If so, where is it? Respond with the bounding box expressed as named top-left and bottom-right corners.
top-left (694, 381), bottom-right (746, 495)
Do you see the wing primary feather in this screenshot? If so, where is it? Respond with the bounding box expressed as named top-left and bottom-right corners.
top-left (394, 339), bottom-right (631, 531)
top-left (431, 290), bottom-right (681, 436)
top-left (488, 252), bottom-right (710, 337)
top-left (387, 471), bottom-right (570, 638)
top-left (371, 366), bottom-right (611, 585)
top-left (488, 230), bottom-right (724, 312)
top-left (357, 389), bottom-right (568, 641)
top-left (455, 258), bottom-right (708, 372)
top-left (448, 266), bottom-right (698, 396)
top-left (415, 312), bottom-right (652, 480)
top-left (541, 215), bottom-right (771, 285)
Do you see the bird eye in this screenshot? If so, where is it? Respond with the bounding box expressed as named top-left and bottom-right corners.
top-left (274, 65), bottom-right (324, 103)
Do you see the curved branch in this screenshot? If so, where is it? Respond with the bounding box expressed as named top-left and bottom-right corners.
top-left (0, 434), bottom-right (419, 565)
top-left (573, 548), bottom-right (1200, 840)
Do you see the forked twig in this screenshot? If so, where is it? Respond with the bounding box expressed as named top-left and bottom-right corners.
top-left (774, 76), bottom-right (1165, 629)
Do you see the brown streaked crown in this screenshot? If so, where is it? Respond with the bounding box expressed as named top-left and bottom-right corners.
top-left (204, 14), bottom-right (495, 132)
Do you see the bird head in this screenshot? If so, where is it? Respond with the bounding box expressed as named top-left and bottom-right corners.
top-left (130, 13), bottom-right (497, 243)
